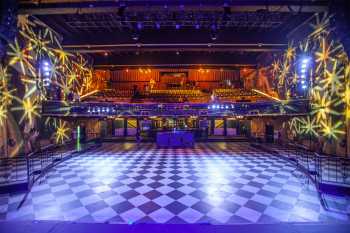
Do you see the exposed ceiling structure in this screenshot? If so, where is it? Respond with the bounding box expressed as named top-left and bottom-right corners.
top-left (18, 0), bottom-right (330, 67)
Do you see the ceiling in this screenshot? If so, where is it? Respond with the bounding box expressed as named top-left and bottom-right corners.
top-left (18, 0), bottom-right (330, 67)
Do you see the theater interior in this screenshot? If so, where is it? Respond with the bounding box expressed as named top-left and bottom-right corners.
top-left (0, 1), bottom-right (350, 233)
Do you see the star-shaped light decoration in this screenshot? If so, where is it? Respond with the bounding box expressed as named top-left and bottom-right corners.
top-left (288, 117), bottom-right (303, 135)
top-left (20, 28), bottom-right (54, 60)
top-left (271, 60), bottom-right (280, 74)
top-left (311, 91), bottom-right (339, 123)
top-left (17, 14), bottom-right (35, 31)
top-left (54, 48), bottom-right (73, 66)
top-left (321, 119), bottom-right (345, 140)
top-left (320, 60), bottom-right (344, 95)
top-left (7, 38), bottom-right (35, 76)
top-left (300, 116), bottom-right (319, 137)
top-left (315, 37), bottom-right (342, 74)
top-left (55, 120), bottom-right (70, 144)
top-left (284, 44), bottom-right (296, 61)
top-left (12, 97), bottom-right (41, 125)
top-left (309, 12), bottom-right (331, 39)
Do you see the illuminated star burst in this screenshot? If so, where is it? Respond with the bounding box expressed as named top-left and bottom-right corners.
top-left (309, 12), bottom-right (331, 39)
top-left (311, 91), bottom-right (339, 122)
top-left (284, 44), bottom-right (296, 61)
top-left (300, 116), bottom-right (319, 137)
top-left (320, 60), bottom-right (344, 95)
top-left (7, 38), bottom-right (35, 76)
top-left (321, 119), bottom-right (344, 140)
top-left (17, 14), bottom-right (35, 31)
top-left (55, 120), bottom-right (70, 144)
top-left (271, 60), bottom-right (280, 74)
top-left (315, 37), bottom-right (342, 74)
top-left (12, 97), bottom-right (41, 125)
top-left (54, 48), bottom-right (73, 66)
top-left (20, 28), bottom-right (54, 60)
top-left (288, 117), bottom-right (302, 135)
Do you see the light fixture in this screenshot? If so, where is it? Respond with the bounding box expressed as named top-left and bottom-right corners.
top-left (302, 58), bottom-right (310, 64)
top-left (210, 31), bottom-right (217, 41)
top-left (132, 31), bottom-right (139, 41)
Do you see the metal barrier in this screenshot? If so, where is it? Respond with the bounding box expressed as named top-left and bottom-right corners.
top-left (0, 156), bottom-right (28, 185)
top-left (27, 143), bottom-right (76, 185)
top-left (315, 154), bottom-right (350, 186)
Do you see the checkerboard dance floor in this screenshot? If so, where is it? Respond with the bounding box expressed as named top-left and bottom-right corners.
top-left (1, 142), bottom-right (349, 224)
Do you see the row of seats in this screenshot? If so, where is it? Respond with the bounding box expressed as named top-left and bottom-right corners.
top-left (213, 89), bottom-right (258, 97)
top-left (84, 89), bottom-right (266, 103)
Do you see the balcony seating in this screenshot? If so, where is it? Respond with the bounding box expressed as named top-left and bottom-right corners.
top-left (213, 89), bottom-right (266, 102)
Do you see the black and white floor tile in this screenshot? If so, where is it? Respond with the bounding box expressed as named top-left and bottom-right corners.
top-left (0, 142), bottom-right (349, 224)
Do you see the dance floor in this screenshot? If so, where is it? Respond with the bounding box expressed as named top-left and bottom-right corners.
top-left (0, 142), bottom-right (349, 224)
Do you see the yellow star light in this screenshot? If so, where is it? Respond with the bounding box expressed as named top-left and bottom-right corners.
top-left (315, 37), bottom-right (342, 74)
top-left (320, 60), bottom-right (344, 95)
top-left (7, 38), bottom-right (35, 76)
top-left (284, 44), bottom-right (296, 61)
top-left (309, 12), bottom-right (331, 39)
top-left (55, 120), bottom-right (70, 144)
top-left (300, 116), bottom-right (319, 137)
top-left (311, 91), bottom-right (339, 122)
top-left (12, 97), bottom-right (41, 125)
top-left (321, 119), bottom-right (345, 140)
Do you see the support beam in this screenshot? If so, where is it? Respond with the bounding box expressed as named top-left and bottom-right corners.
top-left (18, 0), bottom-right (329, 15)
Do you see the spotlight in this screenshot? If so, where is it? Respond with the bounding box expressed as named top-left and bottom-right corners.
top-left (302, 85), bottom-right (307, 89)
top-left (155, 22), bottom-right (160, 29)
top-left (137, 22), bottom-right (143, 30)
top-left (301, 69), bottom-right (306, 73)
top-left (175, 24), bottom-right (180, 30)
top-left (195, 24), bottom-right (200, 30)
top-left (301, 74), bottom-right (306, 79)
top-left (301, 63), bottom-right (307, 69)
top-left (302, 58), bottom-right (310, 64)
top-left (176, 51), bottom-right (180, 55)
top-left (44, 71), bottom-right (50, 76)
top-left (225, 105), bottom-right (229, 109)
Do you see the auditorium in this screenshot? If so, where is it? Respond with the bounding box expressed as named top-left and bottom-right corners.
top-left (0, 1), bottom-right (349, 233)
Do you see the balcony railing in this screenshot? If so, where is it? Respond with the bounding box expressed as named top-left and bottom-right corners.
top-left (42, 99), bottom-right (310, 117)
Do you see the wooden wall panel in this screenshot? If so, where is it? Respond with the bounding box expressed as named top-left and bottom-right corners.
top-left (108, 68), bottom-right (241, 90)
